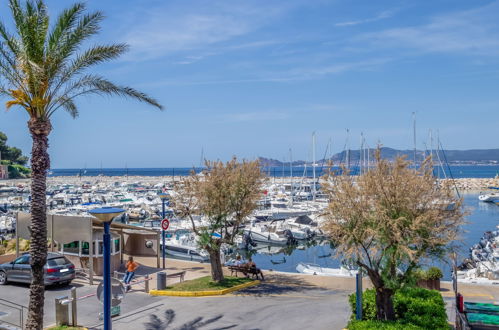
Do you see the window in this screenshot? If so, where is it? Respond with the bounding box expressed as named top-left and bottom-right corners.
top-left (81, 241), bottom-right (90, 255)
top-left (114, 239), bottom-right (120, 254)
top-left (97, 241), bottom-right (103, 255)
top-left (14, 255), bottom-right (29, 264)
top-left (48, 257), bottom-right (70, 267)
top-left (63, 241), bottom-right (80, 255)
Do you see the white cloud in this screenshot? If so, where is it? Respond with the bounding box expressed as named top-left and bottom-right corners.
top-left (335, 10), bottom-right (394, 27)
top-left (360, 2), bottom-right (499, 55)
top-left (122, 2), bottom-right (297, 61)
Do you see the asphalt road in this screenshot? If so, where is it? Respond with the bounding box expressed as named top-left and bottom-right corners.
top-left (0, 279), bottom-right (155, 328)
top-left (0, 279), bottom-right (351, 330)
top-left (90, 282), bottom-right (352, 330)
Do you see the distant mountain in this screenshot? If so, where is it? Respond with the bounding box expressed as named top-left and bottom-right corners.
top-left (258, 147), bottom-right (499, 166)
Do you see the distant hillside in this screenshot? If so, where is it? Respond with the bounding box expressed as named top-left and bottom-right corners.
top-left (258, 147), bottom-right (499, 166)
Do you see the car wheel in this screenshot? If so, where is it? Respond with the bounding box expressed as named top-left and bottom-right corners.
top-left (0, 271), bottom-right (7, 285)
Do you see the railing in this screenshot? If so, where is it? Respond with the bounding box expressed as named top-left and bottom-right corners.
top-left (113, 271), bottom-right (151, 293)
top-left (0, 297), bottom-right (27, 329)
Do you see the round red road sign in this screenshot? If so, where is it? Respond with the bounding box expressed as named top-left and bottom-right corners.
top-left (161, 218), bottom-right (170, 230)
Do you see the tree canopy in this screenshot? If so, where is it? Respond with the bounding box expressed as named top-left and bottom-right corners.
top-left (172, 158), bottom-right (264, 282)
top-left (0, 131), bottom-right (28, 165)
top-left (321, 151), bottom-right (466, 320)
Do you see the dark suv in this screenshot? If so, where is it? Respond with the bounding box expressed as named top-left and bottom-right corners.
top-left (0, 252), bottom-right (75, 286)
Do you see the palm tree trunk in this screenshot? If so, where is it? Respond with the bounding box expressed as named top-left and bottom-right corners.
top-left (25, 119), bottom-right (51, 330)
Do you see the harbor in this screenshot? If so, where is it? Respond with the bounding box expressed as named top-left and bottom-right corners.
top-left (2, 172), bottom-right (499, 281)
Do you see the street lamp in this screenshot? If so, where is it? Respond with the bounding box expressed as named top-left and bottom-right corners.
top-left (89, 207), bottom-right (125, 330)
top-left (158, 193), bottom-right (168, 269)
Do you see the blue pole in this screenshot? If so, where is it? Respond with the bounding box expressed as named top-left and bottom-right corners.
top-left (162, 199), bottom-right (166, 269)
top-left (355, 272), bottom-right (363, 320)
top-left (103, 221), bottom-right (112, 330)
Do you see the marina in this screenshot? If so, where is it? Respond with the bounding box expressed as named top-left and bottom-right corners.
top-left (2, 170), bottom-right (499, 281)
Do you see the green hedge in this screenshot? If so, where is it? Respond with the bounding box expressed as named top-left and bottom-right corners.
top-left (347, 320), bottom-right (422, 329)
top-left (348, 287), bottom-right (448, 329)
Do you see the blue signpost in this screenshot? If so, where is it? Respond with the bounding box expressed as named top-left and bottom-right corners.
top-left (356, 271), bottom-right (363, 320)
top-left (89, 207), bottom-right (125, 330)
top-left (159, 193), bottom-right (168, 269)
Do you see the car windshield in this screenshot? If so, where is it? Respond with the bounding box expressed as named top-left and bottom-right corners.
top-left (47, 257), bottom-right (70, 267)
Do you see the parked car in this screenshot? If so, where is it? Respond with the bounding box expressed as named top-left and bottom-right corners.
top-left (0, 252), bottom-right (75, 286)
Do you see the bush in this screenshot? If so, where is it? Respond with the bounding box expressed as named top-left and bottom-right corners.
top-left (427, 267), bottom-right (443, 280)
top-left (349, 287), bottom-right (448, 329)
top-left (7, 164), bottom-right (31, 179)
top-left (347, 320), bottom-right (423, 329)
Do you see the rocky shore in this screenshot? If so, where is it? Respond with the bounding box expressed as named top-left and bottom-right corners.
top-left (1, 176), bottom-right (498, 192)
top-left (440, 178), bottom-right (499, 191)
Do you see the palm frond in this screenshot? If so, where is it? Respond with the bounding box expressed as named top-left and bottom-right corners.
top-left (54, 11), bottom-right (103, 65)
top-left (47, 2), bottom-right (85, 57)
top-left (86, 76), bottom-right (163, 110)
top-left (50, 43), bottom-right (128, 96)
top-left (58, 96), bottom-right (78, 118)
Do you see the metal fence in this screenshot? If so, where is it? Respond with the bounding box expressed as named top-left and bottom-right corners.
top-left (0, 298), bottom-right (27, 329)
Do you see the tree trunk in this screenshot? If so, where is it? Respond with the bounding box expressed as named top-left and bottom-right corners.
top-left (207, 247), bottom-right (224, 283)
top-left (375, 287), bottom-right (396, 321)
top-left (25, 119), bottom-right (51, 330)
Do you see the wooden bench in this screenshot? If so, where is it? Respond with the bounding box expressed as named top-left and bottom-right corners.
top-left (166, 271), bottom-right (186, 283)
top-left (228, 265), bottom-right (264, 280)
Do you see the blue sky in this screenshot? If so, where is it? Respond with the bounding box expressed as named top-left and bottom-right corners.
top-left (1, 0), bottom-right (499, 167)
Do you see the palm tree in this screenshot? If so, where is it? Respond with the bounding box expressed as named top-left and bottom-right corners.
top-left (0, 1), bottom-right (162, 328)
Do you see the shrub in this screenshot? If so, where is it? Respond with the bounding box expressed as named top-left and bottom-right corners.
top-left (349, 287), bottom-right (448, 329)
top-left (348, 288), bottom-right (377, 320)
top-left (427, 267), bottom-right (443, 280)
top-left (347, 320), bottom-right (422, 329)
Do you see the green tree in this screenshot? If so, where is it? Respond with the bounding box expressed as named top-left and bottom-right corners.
top-left (321, 150), bottom-right (465, 321)
top-left (172, 158), bottom-right (264, 282)
top-left (0, 131), bottom-right (29, 165)
top-left (0, 1), bottom-right (162, 328)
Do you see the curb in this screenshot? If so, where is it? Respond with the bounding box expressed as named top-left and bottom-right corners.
top-left (149, 280), bottom-right (260, 297)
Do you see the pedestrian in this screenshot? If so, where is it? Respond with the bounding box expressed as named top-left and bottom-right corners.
top-left (123, 256), bottom-right (139, 291)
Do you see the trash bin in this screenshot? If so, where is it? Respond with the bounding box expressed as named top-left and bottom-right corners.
top-left (157, 272), bottom-right (166, 290)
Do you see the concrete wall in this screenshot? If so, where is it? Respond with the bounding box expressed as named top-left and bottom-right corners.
top-left (64, 254), bottom-right (121, 276)
top-left (123, 232), bottom-right (158, 257)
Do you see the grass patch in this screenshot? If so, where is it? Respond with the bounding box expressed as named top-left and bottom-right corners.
top-left (164, 276), bottom-right (253, 291)
top-left (47, 326), bottom-right (86, 330)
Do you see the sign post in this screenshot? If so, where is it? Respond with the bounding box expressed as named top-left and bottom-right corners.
top-left (356, 271), bottom-right (363, 320)
top-left (161, 218), bottom-right (169, 269)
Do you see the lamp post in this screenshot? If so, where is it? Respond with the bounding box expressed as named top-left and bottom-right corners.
top-left (89, 207), bottom-right (125, 330)
top-left (158, 193), bottom-right (168, 269)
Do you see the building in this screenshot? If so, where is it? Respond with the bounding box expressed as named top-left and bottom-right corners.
top-left (16, 212), bottom-right (161, 284)
top-left (0, 151), bottom-right (8, 179)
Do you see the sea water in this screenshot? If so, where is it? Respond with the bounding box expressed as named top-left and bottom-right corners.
top-left (243, 193), bottom-right (498, 280)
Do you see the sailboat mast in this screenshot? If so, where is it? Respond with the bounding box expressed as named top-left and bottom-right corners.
top-left (289, 148), bottom-right (293, 205)
top-left (346, 129), bottom-right (350, 171)
top-left (312, 132), bottom-right (316, 201)
top-left (360, 132), bottom-right (364, 175)
top-left (412, 112), bottom-right (417, 167)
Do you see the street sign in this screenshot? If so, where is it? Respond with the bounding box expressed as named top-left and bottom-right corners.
top-left (97, 278), bottom-right (125, 307)
top-left (161, 218), bottom-right (170, 230)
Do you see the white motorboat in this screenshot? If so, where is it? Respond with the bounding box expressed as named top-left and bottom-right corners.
top-left (161, 232), bottom-right (209, 262)
top-left (296, 262), bottom-right (357, 277)
top-left (479, 193), bottom-right (499, 202)
top-left (243, 224), bottom-right (292, 245)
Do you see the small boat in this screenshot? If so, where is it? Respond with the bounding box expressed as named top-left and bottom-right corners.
top-left (161, 233), bottom-right (209, 262)
top-left (296, 262), bottom-right (357, 277)
top-left (479, 187), bottom-right (499, 202)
